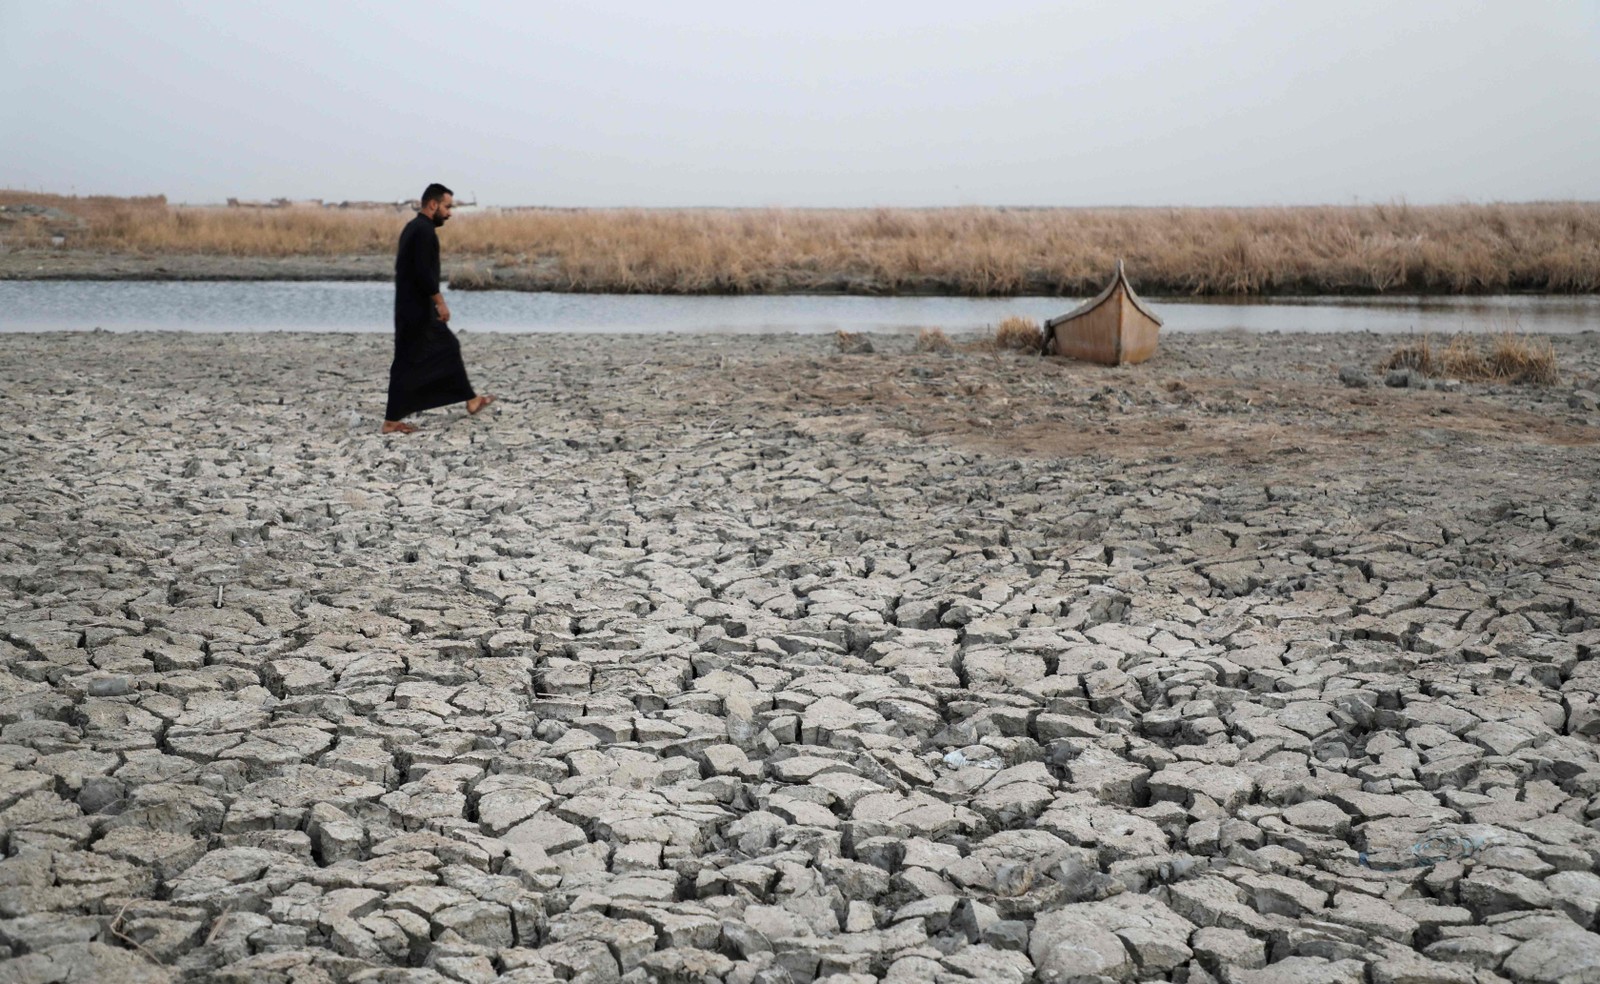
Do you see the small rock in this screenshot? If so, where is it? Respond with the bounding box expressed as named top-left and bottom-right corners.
top-left (1338, 366), bottom-right (1373, 388)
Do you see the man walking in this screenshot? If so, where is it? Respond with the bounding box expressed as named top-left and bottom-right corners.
top-left (382, 182), bottom-right (494, 434)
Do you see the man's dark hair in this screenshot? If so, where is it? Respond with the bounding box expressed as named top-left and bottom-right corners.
top-left (421, 183), bottom-right (453, 206)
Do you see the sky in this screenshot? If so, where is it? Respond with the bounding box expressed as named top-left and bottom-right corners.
top-left (3, 1), bottom-right (1596, 207)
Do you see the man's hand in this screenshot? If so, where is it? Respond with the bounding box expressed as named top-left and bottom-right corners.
top-left (434, 296), bottom-right (451, 324)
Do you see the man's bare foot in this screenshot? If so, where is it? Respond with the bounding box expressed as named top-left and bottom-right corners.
top-left (382, 420), bottom-right (418, 435)
top-left (467, 395), bottom-right (496, 415)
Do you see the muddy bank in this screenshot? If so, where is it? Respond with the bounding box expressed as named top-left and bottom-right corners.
top-left (0, 249), bottom-right (391, 282)
top-left (3, 330), bottom-right (1600, 983)
top-left (447, 266), bottom-right (1596, 298)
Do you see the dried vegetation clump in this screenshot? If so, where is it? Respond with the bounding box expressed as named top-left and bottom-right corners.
top-left (5, 190), bottom-right (1599, 296)
top-left (833, 331), bottom-right (873, 354)
top-left (915, 328), bottom-right (953, 353)
top-left (1382, 332), bottom-right (1560, 385)
top-left (993, 316), bottom-right (1044, 352)
top-left (447, 262), bottom-right (496, 290)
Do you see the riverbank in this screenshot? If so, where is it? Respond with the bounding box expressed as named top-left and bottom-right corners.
top-left (4, 194), bottom-right (1599, 296)
top-left (0, 249), bottom-right (390, 282)
top-left (3, 330), bottom-right (1600, 982)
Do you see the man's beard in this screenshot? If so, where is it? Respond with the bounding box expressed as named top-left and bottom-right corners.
top-left (431, 214), bottom-right (448, 228)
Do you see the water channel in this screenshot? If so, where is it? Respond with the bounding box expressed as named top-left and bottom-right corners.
top-left (2, 280), bottom-right (1598, 335)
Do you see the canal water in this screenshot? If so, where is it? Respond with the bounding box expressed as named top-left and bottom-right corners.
top-left (2, 281), bottom-right (1598, 335)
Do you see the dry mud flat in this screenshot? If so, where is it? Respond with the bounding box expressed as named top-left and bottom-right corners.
top-left (2, 330), bottom-right (1600, 984)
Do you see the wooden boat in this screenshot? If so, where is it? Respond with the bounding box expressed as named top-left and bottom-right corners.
top-left (1041, 260), bottom-right (1163, 365)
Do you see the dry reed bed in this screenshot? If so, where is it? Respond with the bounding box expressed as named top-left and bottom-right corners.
top-left (1382, 333), bottom-right (1561, 385)
top-left (908, 318), bottom-right (1042, 356)
top-left (4, 191), bottom-right (1599, 295)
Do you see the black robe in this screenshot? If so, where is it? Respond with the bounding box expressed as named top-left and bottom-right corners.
top-left (385, 214), bottom-right (475, 420)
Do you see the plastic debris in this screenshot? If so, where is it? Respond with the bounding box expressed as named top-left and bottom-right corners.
top-left (1358, 829), bottom-right (1499, 871)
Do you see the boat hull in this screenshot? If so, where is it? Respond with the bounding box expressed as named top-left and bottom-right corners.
top-left (1043, 262), bottom-right (1162, 365)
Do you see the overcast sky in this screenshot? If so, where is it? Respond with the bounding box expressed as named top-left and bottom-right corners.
top-left (3, 1), bottom-right (1596, 207)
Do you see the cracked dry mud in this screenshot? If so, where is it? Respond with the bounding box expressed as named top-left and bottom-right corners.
top-left (2, 329), bottom-right (1600, 984)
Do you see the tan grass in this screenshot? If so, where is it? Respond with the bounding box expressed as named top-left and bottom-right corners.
top-left (4, 191), bottom-right (1598, 296)
top-left (916, 327), bottom-right (953, 353)
top-left (1382, 336), bottom-right (1435, 375)
top-left (1381, 332), bottom-right (1559, 385)
top-left (994, 316), bottom-right (1044, 352)
top-left (1485, 332), bottom-right (1559, 385)
top-left (834, 330), bottom-right (872, 354)
top-left (1440, 334), bottom-right (1489, 378)
top-left (448, 262), bottom-right (496, 290)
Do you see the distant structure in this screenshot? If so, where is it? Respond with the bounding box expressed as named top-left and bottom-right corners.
top-left (331, 200), bottom-right (417, 212)
top-left (225, 197), bottom-right (311, 209)
top-left (224, 194), bottom-right (476, 213)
